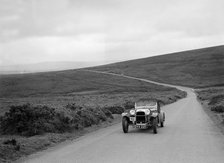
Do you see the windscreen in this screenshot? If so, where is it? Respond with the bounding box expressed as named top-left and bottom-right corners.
top-left (136, 100), bottom-right (156, 107)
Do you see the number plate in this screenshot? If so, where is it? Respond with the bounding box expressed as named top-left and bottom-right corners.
top-left (136, 125), bottom-right (147, 129)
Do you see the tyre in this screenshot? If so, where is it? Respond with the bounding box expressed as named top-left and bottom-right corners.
top-left (160, 121), bottom-right (164, 127)
top-left (161, 113), bottom-right (165, 127)
top-left (152, 117), bottom-right (158, 134)
top-left (122, 117), bottom-right (129, 133)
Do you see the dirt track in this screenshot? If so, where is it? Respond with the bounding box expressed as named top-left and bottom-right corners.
top-left (18, 72), bottom-right (224, 163)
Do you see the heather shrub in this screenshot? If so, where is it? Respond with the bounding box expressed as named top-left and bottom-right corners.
top-left (123, 101), bottom-right (135, 110)
top-left (3, 139), bottom-right (17, 146)
top-left (51, 112), bottom-right (72, 132)
top-left (208, 95), bottom-right (224, 105)
top-left (3, 138), bottom-right (20, 151)
top-left (0, 104), bottom-right (71, 136)
top-left (101, 108), bottom-right (113, 119)
top-left (66, 103), bottom-right (82, 111)
top-left (104, 106), bottom-right (125, 114)
top-left (66, 103), bottom-right (113, 128)
top-left (0, 103), bottom-right (115, 136)
top-left (77, 108), bottom-right (100, 127)
top-left (211, 105), bottom-right (224, 113)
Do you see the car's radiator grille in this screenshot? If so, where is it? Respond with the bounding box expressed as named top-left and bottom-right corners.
top-left (136, 111), bottom-right (146, 123)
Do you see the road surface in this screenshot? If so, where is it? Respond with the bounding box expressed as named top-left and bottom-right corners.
top-left (19, 71), bottom-right (224, 163)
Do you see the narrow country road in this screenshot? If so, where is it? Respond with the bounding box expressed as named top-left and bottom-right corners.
top-left (18, 71), bottom-right (224, 163)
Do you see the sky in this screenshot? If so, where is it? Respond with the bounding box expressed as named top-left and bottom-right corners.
top-left (0, 0), bottom-right (224, 66)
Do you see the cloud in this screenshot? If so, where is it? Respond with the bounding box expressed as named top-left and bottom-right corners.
top-left (155, 0), bottom-right (224, 37)
top-left (105, 31), bottom-right (224, 61)
top-left (0, 15), bottom-right (20, 22)
top-left (0, 0), bottom-right (224, 66)
top-left (0, 29), bottom-right (19, 39)
top-left (0, 34), bottom-right (106, 66)
top-left (54, 13), bottom-right (106, 36)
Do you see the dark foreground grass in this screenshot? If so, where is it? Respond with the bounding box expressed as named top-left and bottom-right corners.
top-left (0, 103), bottom-right (113, 136)
top-left (0, 69), bottom-right (186, 162)
top-left (0, 115), bottom-right (121, 163)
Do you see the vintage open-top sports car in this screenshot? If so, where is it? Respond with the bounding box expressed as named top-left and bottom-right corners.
top-left (121, 99), bottom-right (165, 134)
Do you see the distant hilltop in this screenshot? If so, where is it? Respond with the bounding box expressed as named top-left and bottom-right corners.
top-left (90, 45), bottom-right (224, 88)
top-left (0, 61), bottom-right (113, 74)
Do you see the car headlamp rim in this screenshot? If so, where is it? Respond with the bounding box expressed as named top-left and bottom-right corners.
top-left (145, 109), bottom-right (150, 115)
top-left (130, 109), bottom-right (136, 115)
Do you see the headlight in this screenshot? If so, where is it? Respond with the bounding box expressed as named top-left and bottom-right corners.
top-left (151, 112), bottom-right (158, 117)
top-left (130, 109), bottom-right (136, 115)
top-left (145, 109), bottom-right (150, 115)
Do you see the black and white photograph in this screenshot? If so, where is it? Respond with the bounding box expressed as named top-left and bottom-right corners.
top-left (0, 0), bottom-right (224, 162)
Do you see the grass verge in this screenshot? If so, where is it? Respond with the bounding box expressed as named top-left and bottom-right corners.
top-left (195, 87), bottom-right (224, 134)
top-left (0, 114), bottom-right (121, 163)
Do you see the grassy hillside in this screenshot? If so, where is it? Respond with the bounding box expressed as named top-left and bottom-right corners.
top-left (0, 70), bottom-right (185, 114)
top-left (0, 70), bottom-right (179, 98)
top-left (90, 45), bottom-right (224, 88)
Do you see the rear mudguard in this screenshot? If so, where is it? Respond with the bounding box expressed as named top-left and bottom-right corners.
top-left (158, 111), bottom-right (165, 123)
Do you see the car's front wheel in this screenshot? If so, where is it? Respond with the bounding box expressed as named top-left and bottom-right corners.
top-left (152, 117), bottom-right (158, 134)
top-left (160, 121), bottom-right (164, 127)
top-left (160, 113), bottom-right (165, 127)
top-left (122, 117), bottom-right (129, 133)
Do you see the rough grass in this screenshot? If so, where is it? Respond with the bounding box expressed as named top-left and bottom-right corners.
top-left (196, 87), bottom-right (224, 113)
top-left (0, 70), bottom-right (186, 115)
top-left (0, 70), bottom-right (184, 98)
top-left (90, 45), bottom-right (224, 88)
top-left (196, 86), bottom-right (224, 137)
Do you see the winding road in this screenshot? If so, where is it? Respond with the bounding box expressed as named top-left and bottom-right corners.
top-left (19, 71), bottom-right (224, 163)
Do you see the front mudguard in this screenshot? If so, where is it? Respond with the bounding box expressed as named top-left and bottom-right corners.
top-left (121, 112), bottom-right (131, 124)
top-left (121, 112), bottom-right (129, 117)
top-left (151, 112), bottom-right (158, 118)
